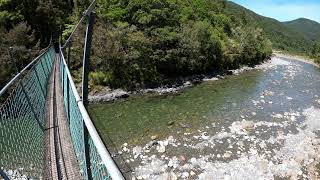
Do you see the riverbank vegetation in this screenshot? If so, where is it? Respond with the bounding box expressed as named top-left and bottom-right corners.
top-left (0, 0), bottom-right (78, 87)
top-left (312, 41), bottom-right (320, 64)
top-left (1, 0), bottom-right (320, 90)
top-left (82, 0), bottom-right (272, 89)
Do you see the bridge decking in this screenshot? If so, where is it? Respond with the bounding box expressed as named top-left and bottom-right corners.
top-left (45, 55), bottom-right (81, 179)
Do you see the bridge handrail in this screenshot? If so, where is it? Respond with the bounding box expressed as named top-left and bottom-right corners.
top-left (59, 49), bottom-right (125, 180)
top-left (0, 45), bottom-right (51, 96)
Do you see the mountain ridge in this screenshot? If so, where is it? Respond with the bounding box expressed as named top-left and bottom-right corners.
top-left (283, 18), bottom-right (320, 42)
top-left (226, 1), bottom-right (320, 54)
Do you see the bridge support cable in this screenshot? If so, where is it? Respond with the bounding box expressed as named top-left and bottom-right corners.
top-left (81, 10), bottom-right (95, 179)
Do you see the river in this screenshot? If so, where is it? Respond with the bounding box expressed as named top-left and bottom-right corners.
top-left (89, 56), bottom-right (320, 179)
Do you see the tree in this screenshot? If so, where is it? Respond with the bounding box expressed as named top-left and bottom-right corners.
top-left (312, 41), bottom-right (320, 63)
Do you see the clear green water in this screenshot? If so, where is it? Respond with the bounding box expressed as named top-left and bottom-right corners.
top-left (89, 59), bottom-right (320, 148)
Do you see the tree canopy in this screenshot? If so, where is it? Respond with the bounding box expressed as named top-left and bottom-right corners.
top-left (0, 0), bottom-right (274, 89)
top-left (84, 0), bottom-right (272, 89)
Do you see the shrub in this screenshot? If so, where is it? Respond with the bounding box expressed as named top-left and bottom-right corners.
top-left (89, 71), bottom-right (113, 86)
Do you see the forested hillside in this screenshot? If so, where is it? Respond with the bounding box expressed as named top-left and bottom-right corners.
top-left (2, 0), bottom-right (319, 90)
top-left (0, 0), bottom-right (273, 89)
top-left (81, 0), bottom-right (272, 89)
top-left (0, 0), bottom-right (87, 87)
top-left (284, 18), bottom-right (320, 43)
top-left (284, 18), bottom-right (320, 63)
top-left (225, 1), bottom-right (313, 53)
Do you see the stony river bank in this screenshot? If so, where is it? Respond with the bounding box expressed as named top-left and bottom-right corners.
top-left (89, 55), bottom-right (320, 179)
top-left (88, 56), bottom-right (279, 103)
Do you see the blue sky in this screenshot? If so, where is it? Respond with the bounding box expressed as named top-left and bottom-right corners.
top-left (230, 0), bottom-right (320, 23)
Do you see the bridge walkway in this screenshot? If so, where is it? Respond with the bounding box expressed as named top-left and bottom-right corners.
top-left (45, 55), bottom-right (81, 179)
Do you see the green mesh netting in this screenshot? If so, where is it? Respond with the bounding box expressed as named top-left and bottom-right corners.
top-left (59, 55), bottom-right (111, 180)
top-left (0, 46), bottom-right (55, 179)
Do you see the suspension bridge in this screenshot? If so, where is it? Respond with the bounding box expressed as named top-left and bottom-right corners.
top-left (0, 1), bottom-right (125, 179)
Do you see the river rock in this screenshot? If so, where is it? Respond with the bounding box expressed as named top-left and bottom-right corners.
top-left (201, 132), bottom-right (210, 140)
top-left (167, 136), bottom-right (175, 144)
top-left (182, 172), bottom-right (189, 178)
top-left (263, 90), bottom-right (274, 96)
top-left (89, 89), bottom-right (129, 102)
top-left (237, 140), bottom-right (245, 147)
top-left (179, 123), bottom-right (190, 128)
top-left (161, 172), bottom-right (178, 180)
top-left (151, 135), bottom-right (158, 140)
top-left (203, 77), bottom-right (219, 81)
top-left (223, 152), bottom-right (231, 159)
top-left (184, 81), bottom-right (192, 86)
top-left (241, 120), bottom-right (255, 130)
top-left (133, 146), bottom-right (142, 158)
top-left (272, 114), bottom-right (283, 119)
top-left (167, 121), bottom-right (175, 126)
top-left (157, 145), bottom-right (166, 153)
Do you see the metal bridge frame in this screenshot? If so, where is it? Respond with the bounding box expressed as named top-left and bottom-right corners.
top-left (59, 0), bottom-right (125, 179)
top-left (0, 0), bottom-right (125, 179)
top-left (59, 45), bottom-right (125, 180)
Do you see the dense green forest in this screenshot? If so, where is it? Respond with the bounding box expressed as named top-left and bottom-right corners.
top-left (284, 18), bottom-right (320, 43)
top-left (86, 0), bottom-right (272, 89)
top-left (0, 0), bottom-right (92, 87)
top-left (0, 0), bottom-right (319, 90)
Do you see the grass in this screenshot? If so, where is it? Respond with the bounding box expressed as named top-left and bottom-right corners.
top-left (273, 49), bottom-right (318, 64)
top-left (316, 162), bottom-right (320, 176)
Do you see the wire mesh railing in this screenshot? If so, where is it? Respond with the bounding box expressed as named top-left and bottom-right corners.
top-left (59, 47), bottom-right (124, 180)
top-left (57, 0), bottom-right (124, 178)
top-left (0, 46), bottom-right (56, 179)
top-left (0, 0), bottom-right (124, 179)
